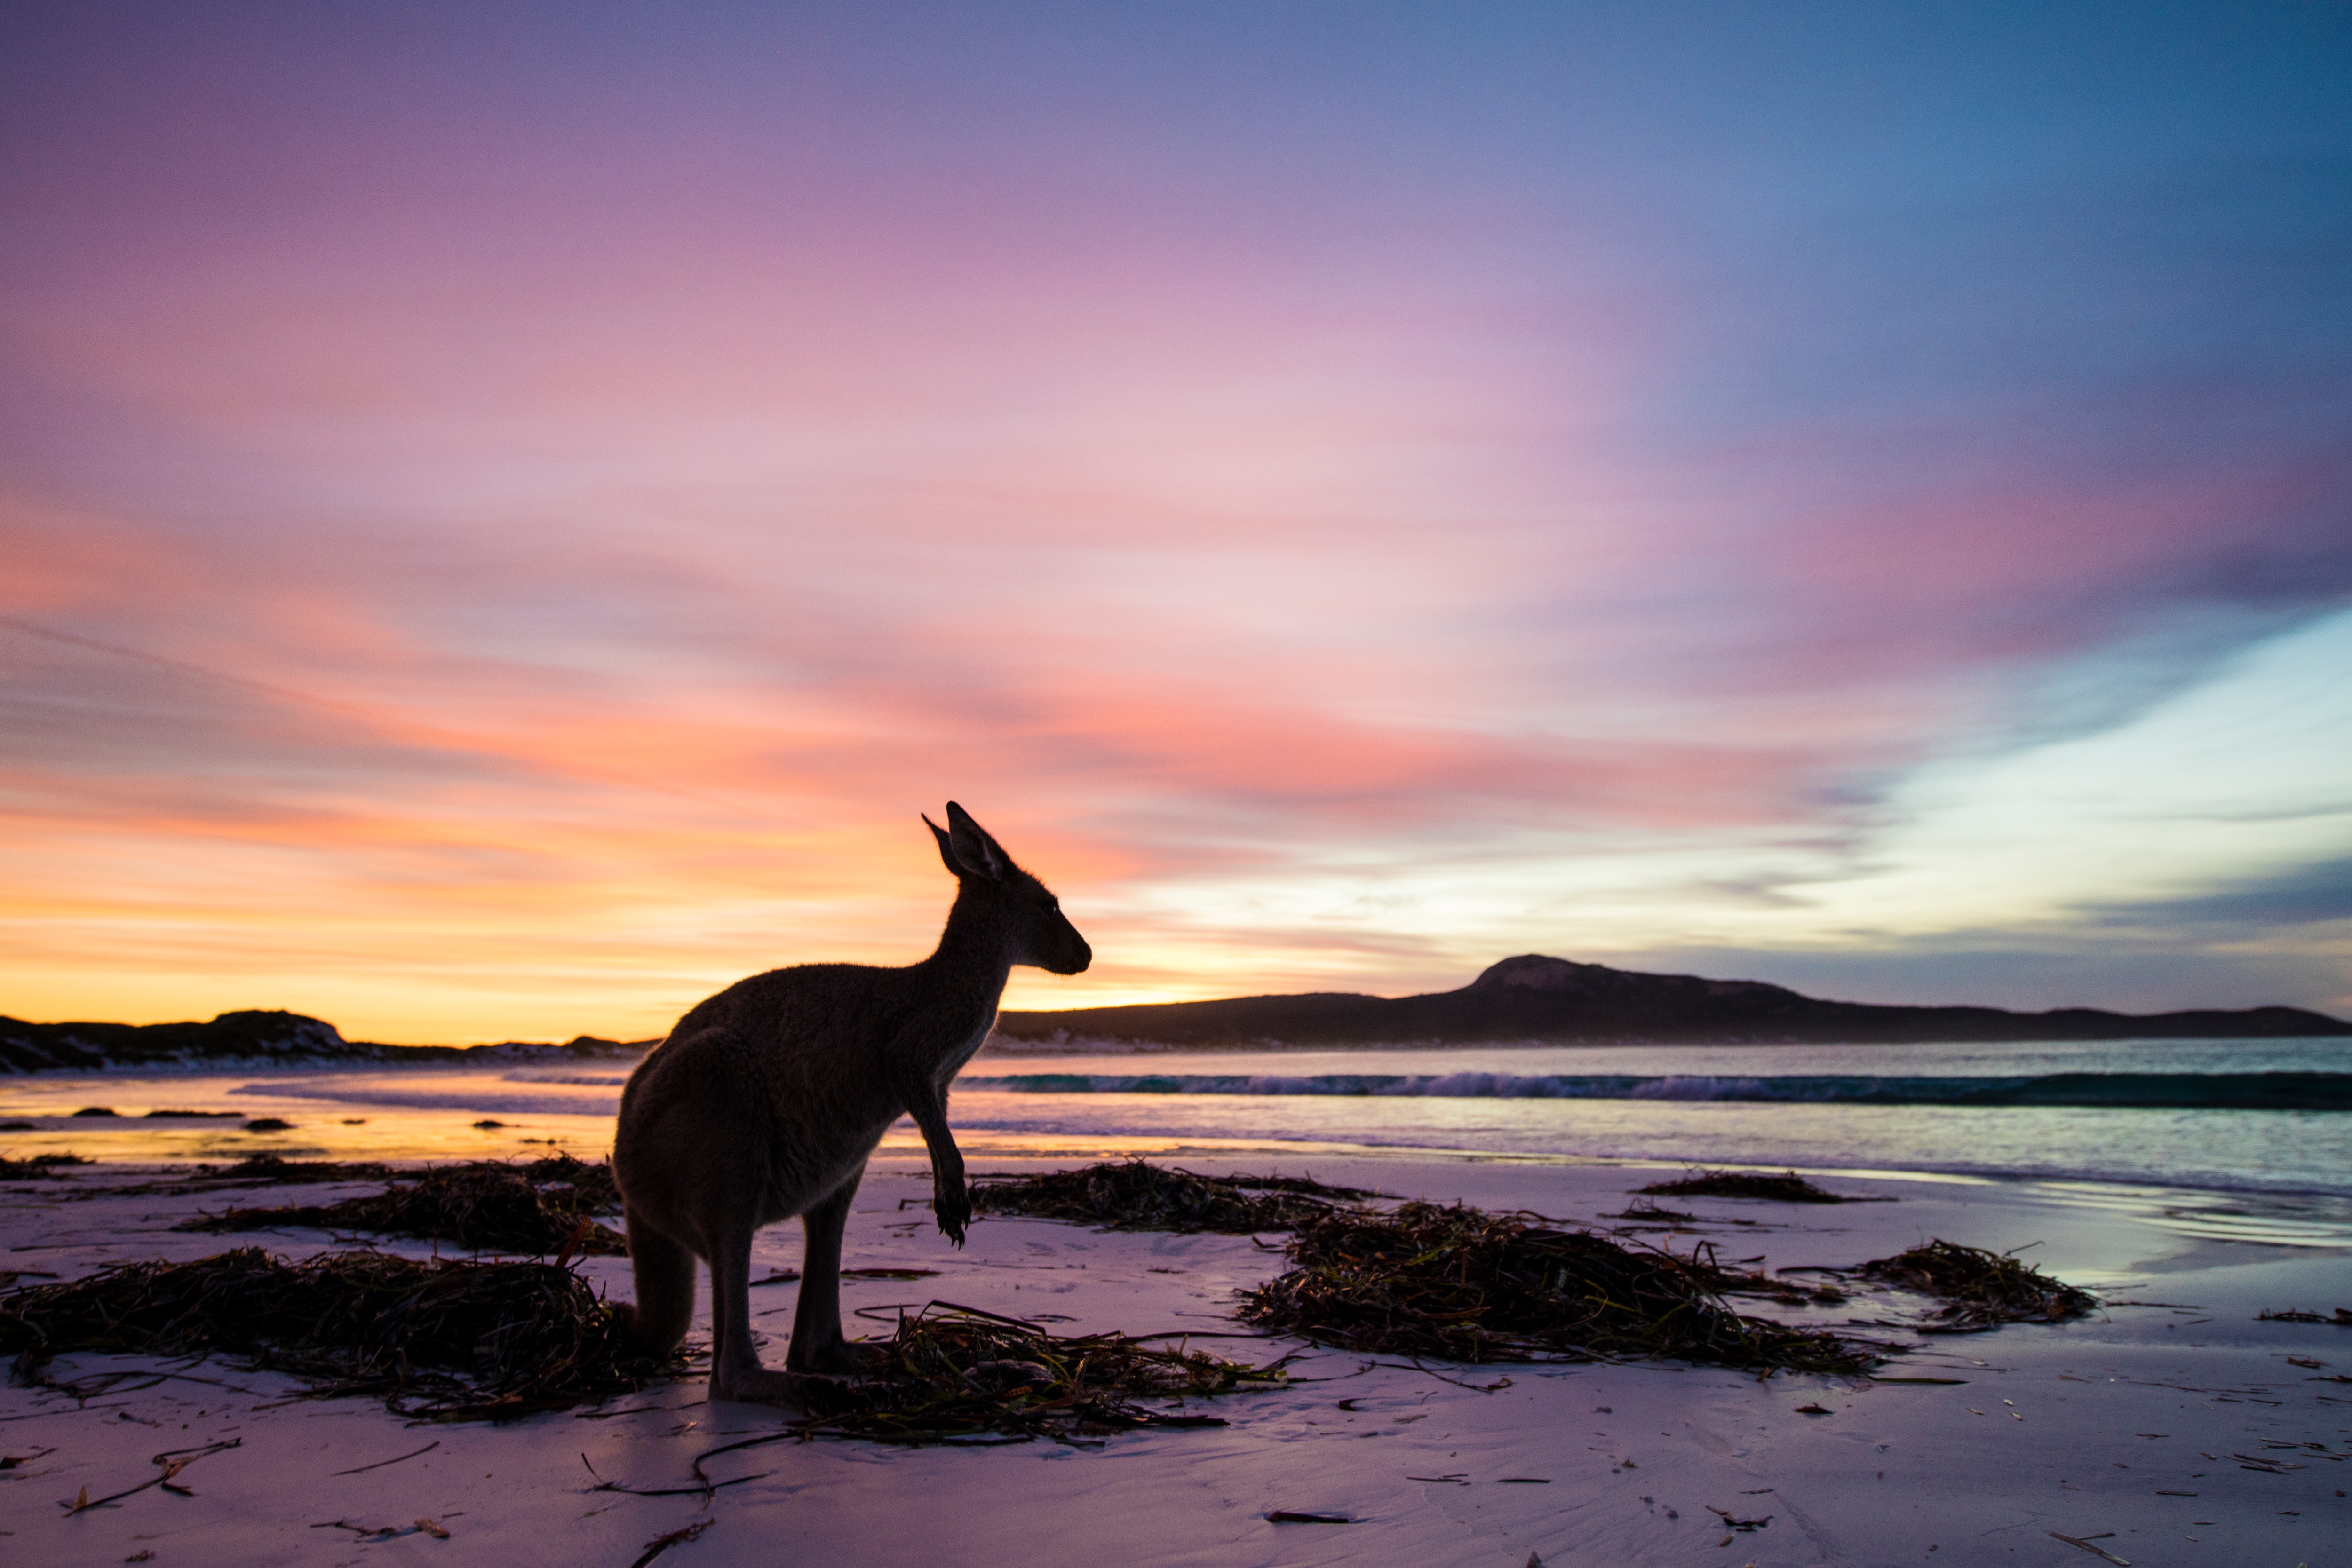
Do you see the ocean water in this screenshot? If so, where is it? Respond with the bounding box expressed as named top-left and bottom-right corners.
top-left (3, 1036), bottom-right (2347, 1199)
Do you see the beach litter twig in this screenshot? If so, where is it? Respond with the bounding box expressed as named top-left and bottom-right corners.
top-left (1707, 1505), bottom-right (1772, 1530)
top-left (2049, 1530), bottom-right (2130, 1565)
top-left (60, 1438), bottom-right (240, 1512)
top-left (312, 1517), bottom-right (454, 1542)
top-left (970, 1160), bottom-right (1376, 1233)
top-left (329, 1440), bottom-right (440, 1475)
top-left (581, 1452), bottom-right (770, 1502)
top-left (1238, 1202), bottom-right (1877, 1372)
top-left (630, 1520), bottom-right (714, 1568)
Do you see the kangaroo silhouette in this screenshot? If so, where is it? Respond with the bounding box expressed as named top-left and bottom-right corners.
top-left (611, 801), bottom-right (1091, 1404)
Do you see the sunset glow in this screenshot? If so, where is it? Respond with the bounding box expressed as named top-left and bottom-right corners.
top-left (4, 4), bottom-right (2349, 1041)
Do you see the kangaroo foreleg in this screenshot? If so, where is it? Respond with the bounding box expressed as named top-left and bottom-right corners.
top-left (896, 1077), bottom-right (969, 1246)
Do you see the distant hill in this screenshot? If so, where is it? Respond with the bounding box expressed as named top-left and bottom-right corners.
top-left (8, 955), bottom-right (2341, 1072)
top-left (0, 1010), bottom-right (654, 1075)
top-left (991, 954), bottom-right (2349, 1049)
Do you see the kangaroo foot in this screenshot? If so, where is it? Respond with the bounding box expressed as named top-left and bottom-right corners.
top-left (607, 1301), bottom-right (675, 1358)
top-left (707, 1364), bottom-right (816, 1410)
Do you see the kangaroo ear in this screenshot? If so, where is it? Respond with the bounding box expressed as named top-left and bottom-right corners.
top-left (937, 800), bottom-right (1009, 882)
top-left (921, 813), bottom-right (964, 879)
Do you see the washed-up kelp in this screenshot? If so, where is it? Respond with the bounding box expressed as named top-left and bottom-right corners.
top-left (1239, 1201), bottom-right (1874, 1373)
top-left (192, 1153), bottom-right (395, 1185)
top-left (2258, 1307), bottom-right (2352, 1325)
top-left (784, 1302), bottom-right (1287, 1445)
top-left (969, 1160), bottom-right (1375, 1233)
top-left (176, 1157), bottom-right (625, 1256)
top-left (57, 1154), bottom-right (398, 1199)
top-left (0, 1247), bottom-right (678, 1421)
top-left (1636, 1169), bottom-right (1874, 1204)
top-left (1855, 1241), bottom-right (2095, 1332)
top-left (0, 1152), bottom-right (91, 1179)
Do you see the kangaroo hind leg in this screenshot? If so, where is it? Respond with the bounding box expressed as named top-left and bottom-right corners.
top-left (612, 1205), bottom-right (697, 1356)
top-left (705, 1214), bottom-right (807, 1407)
top-left (787, 1163), bottom-right (879, 1375)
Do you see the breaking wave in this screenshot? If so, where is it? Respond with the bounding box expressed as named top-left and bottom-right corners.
top-left (954, 1069), bottom-right (2352, 1110)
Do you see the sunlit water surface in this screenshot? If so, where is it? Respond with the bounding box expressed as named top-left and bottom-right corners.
top-left (3, 1038), bottom-right (2345, 1202)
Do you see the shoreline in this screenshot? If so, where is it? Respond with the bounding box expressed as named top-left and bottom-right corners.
top-left (10, 1109), bottom-right (2352, 1211)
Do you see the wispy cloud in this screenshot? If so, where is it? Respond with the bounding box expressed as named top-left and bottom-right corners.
top-left (3, 5), bottom-right (2349, 1037)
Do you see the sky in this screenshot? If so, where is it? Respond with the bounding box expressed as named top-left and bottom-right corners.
top-left (3, 2), bottom-right (2350, 1043)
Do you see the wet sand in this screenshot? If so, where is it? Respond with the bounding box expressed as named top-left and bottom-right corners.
top-left (3, 1153), bottom-right (2347, 1566)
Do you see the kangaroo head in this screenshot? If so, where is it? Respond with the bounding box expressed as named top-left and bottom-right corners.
top-left (922, 801), bottom-right (1092, 975)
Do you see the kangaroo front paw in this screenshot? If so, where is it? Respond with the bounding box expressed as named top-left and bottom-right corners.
top-left (935, 1183), bottom-right (971, 1247)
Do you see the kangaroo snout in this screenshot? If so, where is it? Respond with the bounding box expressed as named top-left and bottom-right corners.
top-left (1044, 926), bottom-right (1092, 975)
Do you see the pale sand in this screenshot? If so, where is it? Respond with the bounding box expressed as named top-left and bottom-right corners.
top-left (2, 1154), bottom-right (2347, 1567)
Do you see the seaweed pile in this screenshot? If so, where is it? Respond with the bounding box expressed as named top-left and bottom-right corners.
top-left (0, 1247), bottom-right (676, 1421)
top-left (176, 1156), bottom-right (626, 1256)
top-left (1239, 1202), bottom-right (1874, 1372)
top-left (0, 1152), bottom-right (91, 1180)
top-left (63, 1154), bottom-right (397, 1199)
top-left (785, 1302), bottom-right (1287, 1445)
top-left (1856, 1241), bottom-right (2096, 1331)
top-left (186, 1153), bottom-right (397, 1185)
top-left (969, 1160), bottom-right (1374, 1233)
top-left (1637, 1169), bottom-right (1874, 1204)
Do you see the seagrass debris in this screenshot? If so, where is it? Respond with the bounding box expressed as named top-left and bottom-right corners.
top-left (0, 1152), bottom-right (92, 1179)
top-left (772, 1302), bottom-right (1288, 1445)
top-left (1238, 1202), bottom-right (1877, 1372)
top-left (0, 1247), bottom-right (677, 1421)
top-left (1855, 1240), bottom-right (2096, 1331)
top-left (174, 1156), bottom-right (625, 1256)
top-left (969, 1159), bottom-right (1377, 1233)
top-left (1637, 1169), bottom-right (1878, 1204)
top-left (81, 1154), bottom-right (399, 1197)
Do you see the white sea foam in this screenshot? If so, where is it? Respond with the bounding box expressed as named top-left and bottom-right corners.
top-left (229, 1080), bottom-right (622, 1117)
top-left (500, 1071), bottom-right (635, 1087)
top-left (1625, 1075), bottom-right (1774, 1100)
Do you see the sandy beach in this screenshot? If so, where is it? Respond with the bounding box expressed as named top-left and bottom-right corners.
top-left (3, 1151), bottom-right (2346, 1568)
